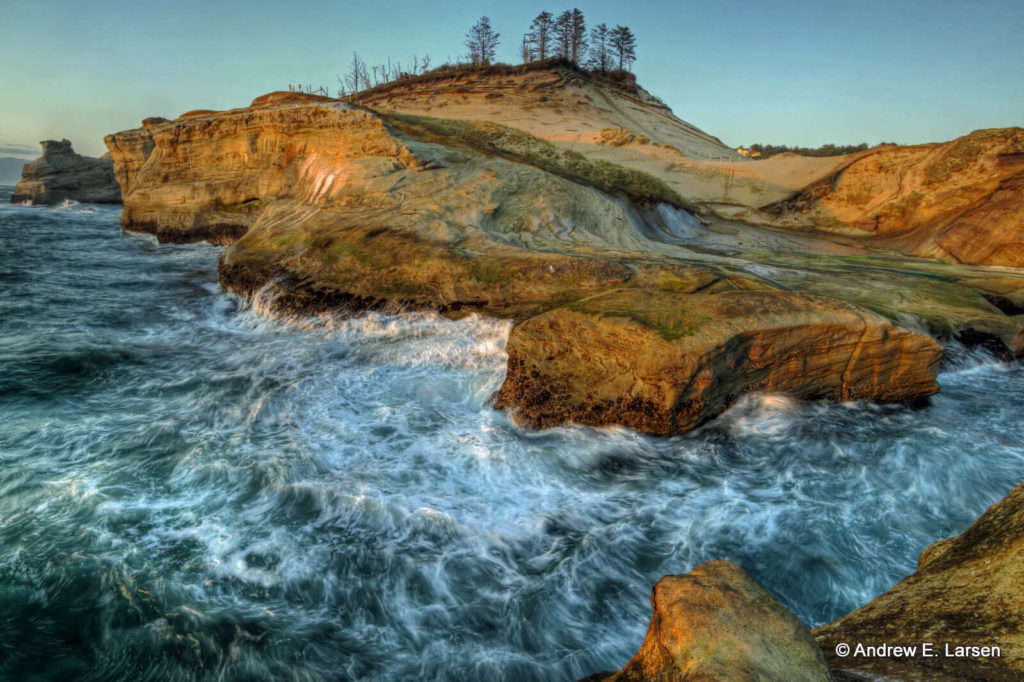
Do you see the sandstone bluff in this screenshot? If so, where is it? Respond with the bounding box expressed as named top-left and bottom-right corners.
top-left (10, 139), bottom-right (121, 205)
top-left (102, 64), bottom-right (1024, 439)
top-left (99, 62), bottom-right (1024, 681)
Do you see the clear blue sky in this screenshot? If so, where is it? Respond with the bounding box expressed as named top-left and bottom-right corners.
top-left (1, 0), bottom-right (1021, 158)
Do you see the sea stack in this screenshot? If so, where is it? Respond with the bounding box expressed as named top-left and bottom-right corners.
top-left (10, 139), bottom-right (121, 205)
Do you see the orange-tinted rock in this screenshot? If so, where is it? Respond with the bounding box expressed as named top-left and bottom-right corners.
top-left (588, 561), bottom-right (832, 682)
top-left (814, 482), bottom-right (1024, 681)
top-left (764, 128), bottom-right (1024, 267)
top-left (494, 289), bottom-right (942, 435)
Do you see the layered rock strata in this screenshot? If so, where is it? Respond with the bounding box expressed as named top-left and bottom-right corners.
top-left (493, 289), bottom-right (942, 434)
top-left (763, 128), bottom-right (1024, 267)
top-left (10, 139), bottom-right (120, 204)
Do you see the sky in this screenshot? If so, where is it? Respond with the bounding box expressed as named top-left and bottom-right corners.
top-left (1, 0), bottom-right (1021, 158)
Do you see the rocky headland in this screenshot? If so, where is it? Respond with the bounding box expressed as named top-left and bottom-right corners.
top-left (103, 64), bottom-right (1024, 438)
top-left (97, 62), bottom-right (1024, 681)
top-left (10, 139), bottom-right (121, 205)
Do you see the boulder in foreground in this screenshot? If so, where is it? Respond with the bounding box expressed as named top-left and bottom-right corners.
top-left (583, 560), bottom-right (833, 681)
top-left (10, 139), bottom-right (121, 205)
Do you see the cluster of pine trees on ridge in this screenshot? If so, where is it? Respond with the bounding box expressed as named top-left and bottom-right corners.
top-left (284, 9), bottom-right (639, 99)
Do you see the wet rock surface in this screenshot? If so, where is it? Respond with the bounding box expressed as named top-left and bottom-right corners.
top-left (813, 481), bottom-right (1024, 681)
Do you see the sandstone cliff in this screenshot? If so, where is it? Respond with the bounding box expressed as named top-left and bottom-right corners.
top-left (10, 139), bottom-right (121, 204)
top-left (103, 67), bottom-right (1024, 438)
top-left (348, 64), bottom-right (1024, 270)
top-left (761, 128), bottom-right (1024, 268)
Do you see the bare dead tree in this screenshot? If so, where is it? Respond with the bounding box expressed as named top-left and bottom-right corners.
top-left (347, 52), bottom-right (365, 93)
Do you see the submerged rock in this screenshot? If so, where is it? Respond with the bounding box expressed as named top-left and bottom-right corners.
top-left (583, 561), bottom-right (833, 682)
top-left (813, 481), bottom-right (1024, 681)
top-left (10, 139), bottom-right (120, 205)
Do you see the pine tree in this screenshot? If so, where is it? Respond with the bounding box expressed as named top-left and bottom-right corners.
top-left (569, 9), bottom-right (587, 65)
top-left (588, 23), bottom-right (610, 73)
top-left (465, 16), bottom-right (500, 66)
top-left (526, 12), bottom-right (553, 61)
top-left (610, 25), bottom-right (637, 71)
top-left (554, 11), bottom-right (573, 59)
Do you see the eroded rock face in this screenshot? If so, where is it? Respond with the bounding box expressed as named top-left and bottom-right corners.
top-left (103, 77), bottom-right (1021, 436)
top-left (105, 93), bottom-right (411, 244)
top-left (764, 128), bottom-right (1024, 267)
top-left (587, 561), bottom-right (833, 682)
top-left (494, 289), bottom-right (942, 434)
top-left (813, 482), bottom-right (1024, 681)
top-left (10, 139), bottom-right (120, 205)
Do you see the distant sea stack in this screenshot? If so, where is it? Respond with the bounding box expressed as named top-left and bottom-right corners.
top-left (10, 139), bottom-right (121, 205)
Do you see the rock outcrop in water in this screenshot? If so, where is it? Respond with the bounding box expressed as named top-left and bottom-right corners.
top-left (10, 139), bottom-right (121, 205)
top-left (493, 290), bottom-right (941, 435)
top-left (103, 64), bottom-right (1024, 436)
top-left (581, 561), bottom-right (833, 682)
top-left (813, 480), bottom-right (1024, 681)
top-left (584, 479), bottom-right (1024, 681)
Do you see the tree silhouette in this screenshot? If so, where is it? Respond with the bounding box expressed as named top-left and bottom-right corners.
top-left (465, 16), bottom-right (500, 66)
top-left (526, 11), bottom-right (554, 61)
top-left (554, 11), bottom-right (573, 59)
top-left (587, 23), bottom-right (610, 72)
top-left (569, 9), bottom-right (587, 65)
top-left (610, 25), bottom-right (636, 71)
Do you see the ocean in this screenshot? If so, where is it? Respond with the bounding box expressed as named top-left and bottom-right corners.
top-left (2, 187), bottom-right (1023, 680)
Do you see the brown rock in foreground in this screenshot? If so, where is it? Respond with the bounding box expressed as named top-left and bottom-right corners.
top-left (10, 139), bottom-right (120, 205)
top-left (585, 561), bottom-right (832, 682)
top-left (494, 289), bottom-right (943, 435)
top-left (813, 482), bottom-right (1024, 681)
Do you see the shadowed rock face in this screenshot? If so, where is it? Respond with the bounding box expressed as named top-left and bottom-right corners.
top-left (813, 481), bottom-right (1024, 681)
top-left (586, 561), bottom-right (833, 682)
top-left (103, 73), bottom-right (1024, 436)
top-left (10, 139), bottom-right (120, 205)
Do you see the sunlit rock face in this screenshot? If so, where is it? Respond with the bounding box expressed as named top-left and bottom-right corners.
top-left (11, 139), bottom-right (120, 205)
top-left (762, 127), bottom-right (1024, 267)
top-left (583, 561), bottom-right (833, 682)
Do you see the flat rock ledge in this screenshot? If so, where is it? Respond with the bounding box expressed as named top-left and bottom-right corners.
top-left (493, 289), bottom-right (943, 435)
top-left (581, 560), bottom-right (834, 682)
top-left (10, 139), bottom-right (121, 205)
